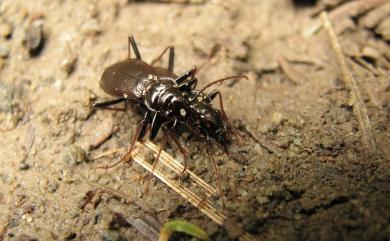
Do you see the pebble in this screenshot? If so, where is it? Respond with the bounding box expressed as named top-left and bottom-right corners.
top-left (62, 145), bottom-right (87, 166)
top-left (101, 231), bottom-right (127, 241)
top-left (60, 54), bottom-right (77, 76)
top-left (19, 161), bottom-right (30, 170)
top-left (0, 22), bottom-right (12, 38)
top-left (23, 22), bottom-right (45, 56)
top-left (256, 194), bottom-right (269, 204)
top-left (64, 232), bottom-right (77, 240)
top-left (0, 81), bottom-right (15, 113)
top-left (81, 19), bottom-right (102, 37)
top-left (223, 217), bottom-right (244, 239)
top-left (15, 234), bottom-right (38, 241)
top-left (361, 46), bottom-right (382, 61)
top-left (47, 181), bottom-right (59, 193)
top-left (376, 18), bottom-right (390, 41)
top-left (0, 43), bottom-right (10, 58)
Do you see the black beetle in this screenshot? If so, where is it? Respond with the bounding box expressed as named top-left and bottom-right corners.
top-left (93, 36), bottom-right (247, 166)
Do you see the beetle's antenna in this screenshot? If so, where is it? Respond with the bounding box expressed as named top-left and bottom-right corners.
top-left (190, 75), bottom-right (248, 101)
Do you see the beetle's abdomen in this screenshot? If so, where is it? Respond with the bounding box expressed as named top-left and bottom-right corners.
top-left (100, 59), bottom-right (155, 99)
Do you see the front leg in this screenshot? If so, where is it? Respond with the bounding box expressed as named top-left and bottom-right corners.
top-left (174, 67), bottom-right (196, 85)
top-left (149, 112), bottom-right (170, 140)
top-left (150, 46), bottom-right (175, 73)
top-left (206, 89), bottom-right (229, 124)
top-left (178, 77), bottom-right (197, 92)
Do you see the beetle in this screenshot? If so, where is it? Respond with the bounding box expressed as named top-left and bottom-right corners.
top-left (93, 36), bottom-right (247, 167)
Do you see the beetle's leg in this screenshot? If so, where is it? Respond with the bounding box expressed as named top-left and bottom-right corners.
top-left (207, 143), bottom-right (225, 208)
top-left (178, 78), bottom-right (197, 92)
top-left (150, 46), bottom-right (175, 73)
top-left (168, 46), bottom-right (175, 72)
top-left (93, 98), bottom-right (126, 108)
top-left (169, 134), bottom-right (188, 174)
top-left (174, 66), bottom-right (197, 85)
top-left (207, 90), bottom-right (244, 142)
top-left (197, 44), bottom-right (221, 73)
top-left (207, 89), bottom-right (229, 124)
top-left (93, 98), bottom-right (127, 111)
top-left (149, 113), bottom-right (170, 140)
top-left (138, 111), bottom-right (152, 141)
top-left (128, 35), bottom-right (142, 60)
top-left (151, 130), bottom-right (169, 172)
top-left (97, 113), bottom-right (148, 169)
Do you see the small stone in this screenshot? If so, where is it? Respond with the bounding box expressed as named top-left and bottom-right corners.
top-left (63, 145), bottom-right (87, 166)
top-left (242, 214), bottom-right (263, 234)
top-left (361, 46), bottom-right (382, 61)
top-left (256, 194), bottom-right (269, 205)
top-left (0, 81), bottom-right (15, 113)
top-left (19, 161), bottom-right (30, 170)
top-left (0, 43), bottom-right (10, 58)
top-left (101, 231), bottom-right (127, 241)
top-left (23, 22), bottom-right (45, 56)
top-left (81, 19), bottom-right (102, 37)
top-left (65, 232), bottom-right (77, 240)
top-left (0, 23), bottom-right (13, 38)
top-left (178, 172), bottom-right (190, 182)
top-left (223, 217), bottom-right (244, 239)
top-left (47, 182), bottom-right (59, 193)
top-left (234, 171), bottom-right (245, 178)
top-left (376, 18), bottom-right (390, 41)
top-left (109, 213), bottom-right (130, 230)
top-left (15, 234), bottom-right (38, 241)
top-left (60, 54), bottom-right (77, 76)
top-left (9, 218), bottom-right (18, 227)
top-left (205, 222), bottom-right (219, 236)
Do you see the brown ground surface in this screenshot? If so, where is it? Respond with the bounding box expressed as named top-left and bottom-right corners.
top-left (1, 0), bottom-right (390, 241)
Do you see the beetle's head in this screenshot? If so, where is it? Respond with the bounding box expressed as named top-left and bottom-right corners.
top-left (189, 98), bottom-right (230, 146)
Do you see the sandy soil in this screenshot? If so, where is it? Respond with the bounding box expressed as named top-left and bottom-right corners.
top-left (1, 0), bottom-right (390, 240)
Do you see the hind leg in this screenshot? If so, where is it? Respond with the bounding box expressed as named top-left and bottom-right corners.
top-left (128, 35), bottom-right (142, 60)
top-left (150, 46), bottom-right (175, 73)
top-left (93, 98), bottom-right (127, 111)
top-left (207, 89), bottom-right (229, 124)
top-left (206, 144), bottom-right (225, 208)
top-left (97, 112), bottom-right (150, 169)
top-left (169, 135), bottom-right (188, 174)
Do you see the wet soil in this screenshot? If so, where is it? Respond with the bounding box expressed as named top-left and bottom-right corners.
top-left (0, 0), bottom-right (390, 241)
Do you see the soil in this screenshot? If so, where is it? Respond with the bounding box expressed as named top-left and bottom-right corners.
top-left (1, 0), bottom-right (390, 241)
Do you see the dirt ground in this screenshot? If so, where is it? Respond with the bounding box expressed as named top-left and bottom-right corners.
top-left (1, 0), bottom-right (390, 240)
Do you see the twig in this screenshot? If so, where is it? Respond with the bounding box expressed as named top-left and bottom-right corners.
top-left (303, 0), bottom-right (387, 37)
top-left (89, 148), bottom-right (124, 161)
top-left (76, 168), bottom-right (154, 214)
top-left (321, 12), bottom-right (376, 153)
top-left (278, 56), bottom-right (308, 84)
top-left (143, 141), bottom-right (216, 195)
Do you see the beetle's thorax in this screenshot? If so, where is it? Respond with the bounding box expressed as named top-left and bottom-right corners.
top-left (144, 80), bottom-right (189, 119)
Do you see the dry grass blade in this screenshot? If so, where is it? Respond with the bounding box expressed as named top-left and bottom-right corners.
top-left (133, 141), bottom-right (258, 241)
top-left (303, 0), bottom-right (387, 37)
top-left (143, 141), bottom-right (216, 195)
top-left (321, 12), bottom-right (376, 153)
